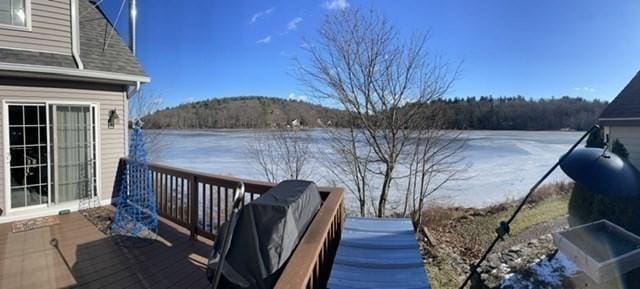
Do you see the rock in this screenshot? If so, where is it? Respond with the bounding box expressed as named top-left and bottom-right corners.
top-left (474, 234), bottom-right (557, 288)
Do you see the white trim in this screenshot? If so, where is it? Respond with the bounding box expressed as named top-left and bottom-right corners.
top-left (0, 62), bottom-right (150, 84)
top-left (599, 117), bottom-right (640, 121)
top-left (0, 0), bottom-right (32, 31)
top-left (69, 0), bottom-right (83, 69)
top-left (94, 103), bottom-right (102, 199)
top-left (123, 91), bottom-right (129, 155)
top-left (0, 46), bottom-right (71, 56)
top-left (2, 101), bottom-right (9, 214)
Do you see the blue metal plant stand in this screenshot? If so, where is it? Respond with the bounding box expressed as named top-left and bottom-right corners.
top-left (111, 121), bottom-right (158, 246)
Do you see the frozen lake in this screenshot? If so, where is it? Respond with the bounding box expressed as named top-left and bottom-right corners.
top-left (147, 129), bottom-right (583, 208)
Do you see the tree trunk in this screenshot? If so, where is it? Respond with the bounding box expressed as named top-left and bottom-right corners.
top-left (377, 169), bottom-right (394, 217)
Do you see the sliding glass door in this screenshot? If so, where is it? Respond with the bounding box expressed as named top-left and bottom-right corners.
top-left (5, 102), bottom-right (98, 210)
top-left (51, 104), bottom-right (97, 203)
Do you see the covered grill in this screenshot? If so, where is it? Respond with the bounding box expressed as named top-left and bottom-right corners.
top-left (207, 180), bottom-right (323, 289)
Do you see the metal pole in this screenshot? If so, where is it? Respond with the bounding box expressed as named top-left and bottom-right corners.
top-left (459, 125), bottom-right (600, 289)
top-left (128, 0), bottom-right (137, 55)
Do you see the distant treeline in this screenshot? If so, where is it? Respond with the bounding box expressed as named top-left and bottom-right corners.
top-left (142, 95), bottom-right (607, 131)
top-left (433, 96), bottom-right (607, 130)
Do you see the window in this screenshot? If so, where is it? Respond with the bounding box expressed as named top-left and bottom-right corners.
top-left (0, 0), bottom-right (26, 27)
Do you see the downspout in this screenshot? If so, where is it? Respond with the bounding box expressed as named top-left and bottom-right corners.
top-left (70, 0), bottom-right (84, 69)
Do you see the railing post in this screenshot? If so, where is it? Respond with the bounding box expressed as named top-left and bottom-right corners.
top-left (190, 175), bottom-right (198, 239)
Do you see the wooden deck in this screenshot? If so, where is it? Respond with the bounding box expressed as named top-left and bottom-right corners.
top-left (0, 209), bottom-right (214, 289)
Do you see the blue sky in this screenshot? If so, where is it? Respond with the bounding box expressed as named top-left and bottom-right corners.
top-left (100, 0), bottom-right (640, 107)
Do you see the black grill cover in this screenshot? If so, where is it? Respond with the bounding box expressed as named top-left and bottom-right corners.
top-left (207, 180), bottom-right (323, 289)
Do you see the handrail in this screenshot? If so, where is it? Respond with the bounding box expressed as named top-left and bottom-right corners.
top-left (274, 188), bottom-right (345, 289)
top-left (115, 158), bottom-right (346, 288)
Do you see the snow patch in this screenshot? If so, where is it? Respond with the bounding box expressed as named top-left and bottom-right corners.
top-left (500, 252), bottom-right (579, 289)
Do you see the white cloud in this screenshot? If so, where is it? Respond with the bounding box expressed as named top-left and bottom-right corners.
top-left (288, 92), bottom-right (307, 101)
top-left (287, 17), bottom-right (303, 31)
top-left (250, 7), bottom-right (275, 23)
top-left (323, 0), bottom-right (350, 10)
top-left (574, 86), bottom-right (596, 92)
top-left (256, 35), bottom-right (272, 44)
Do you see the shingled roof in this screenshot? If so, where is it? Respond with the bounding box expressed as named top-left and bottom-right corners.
top-left (79, 0), bottom-right (145, 76)
top-left (600, 71), bottom-right (640, 119)
top-left (0, 0), bottom-right (146, 80)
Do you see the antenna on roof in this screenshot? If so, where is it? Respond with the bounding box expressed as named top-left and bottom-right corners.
top-left (103, 0), bottom-right (127, 51)
top-left (129, 0), bottom-right (137, 55)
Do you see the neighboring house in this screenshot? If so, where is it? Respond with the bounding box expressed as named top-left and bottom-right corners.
top-left (0, 0), bottom-right (148, 221)
top-left (599, 71), bottom-right (640, 169)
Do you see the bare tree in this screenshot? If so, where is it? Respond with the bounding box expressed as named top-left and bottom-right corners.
top-left (298, 8), bottom-right (458, 217)
top-left (248, 126), bottom-right (312, 183)
top-left (128, 89), bottom-right (167, 159)
top-left (321, 120), bottom-right (373, 217)
top-left (401, 105), bottom-right (467, 224)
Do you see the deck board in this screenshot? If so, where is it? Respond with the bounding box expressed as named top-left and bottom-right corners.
top-left (328, 217), bottom-right (430, 289)
top-left (0, 208), bottom-right (214, 289)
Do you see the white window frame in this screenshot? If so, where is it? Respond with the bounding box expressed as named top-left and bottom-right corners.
top-left (0, 0), bottom-right (32, 31)
top-left (3, 100), bottom-right (101, 214)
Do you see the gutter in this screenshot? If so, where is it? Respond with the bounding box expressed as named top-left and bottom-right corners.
top-left (70, 0), bottom-right (84, 69)
top-left (599, 117), bottom-right (640, 121)
top-left (0, 62), bottom-right (150, 84)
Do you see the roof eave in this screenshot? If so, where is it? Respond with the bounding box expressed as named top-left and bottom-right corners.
top-left (599, 117), bottom-right (640, 127)
top-left (0, 62), bottom-right (150, 85)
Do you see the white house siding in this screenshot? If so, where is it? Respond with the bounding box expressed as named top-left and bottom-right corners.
top-left (0, 81), bottom-right (126, 215)
top-left (0, 0), bottom-right (72, 54)
top-left (608, 126), bottom-right (640, 169)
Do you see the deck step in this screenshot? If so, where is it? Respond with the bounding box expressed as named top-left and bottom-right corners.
top-left (328, 217), bottom-right (431, 289)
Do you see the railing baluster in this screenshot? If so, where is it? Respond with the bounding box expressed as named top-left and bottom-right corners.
top-left (189, 174), bottom-right (198, 239)
top-left (209, 184), bottom-right (214, 234)
top-left (217, 186), bottom-right (222, 232)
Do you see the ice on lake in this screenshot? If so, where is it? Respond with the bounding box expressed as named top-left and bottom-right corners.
top-left (147, 129), bottom-right (583, 208)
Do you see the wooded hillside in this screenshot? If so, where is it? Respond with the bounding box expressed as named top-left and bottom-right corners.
top-left (141, 96), bottom-right (607, 130)
top-left (142, 96), bottom-right (347, 129)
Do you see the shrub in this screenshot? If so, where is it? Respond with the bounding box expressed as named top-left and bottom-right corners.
top-left (568, 183), bottom-right (640, 236)
top-left (611, 138), bottom-right (630, 159)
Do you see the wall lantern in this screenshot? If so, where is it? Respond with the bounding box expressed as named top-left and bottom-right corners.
top-left (108, 109), bottom-right (120, 129)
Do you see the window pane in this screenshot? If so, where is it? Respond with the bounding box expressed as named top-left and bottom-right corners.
top-left (8, 105), bottom-right (22, 125)
top-left (9, 126), bottom-right (24, 146)
top-left (40, 126), bottom-right (47, 143)
top-left (11, 167), bottom-right (25, 186)
top-left (39, 145), bottom-right (47, 164)
top-left (11, 0), bottom-right (24, 10)
top-left (26, 166), bottom-right (40, 185)
top-left (40, 165), bottom-right (48, 184)
top-left (25, 126), bottom-right (38, 145)
top-left (10, 147), bottom-right (23, 167)
top-left (25, 146), bottom-right (38, 165)
top-left (38, 106), bottom-right (45, 124)
top-left (10, 0), bottom-right (25, 26)
top-left (40, 185), bottom-right (48, 203)
top-left (0, 0), bottom-right (9, 10)
top-left (24, 106), bottom-right (37, 125)
top-left (26, 185), bottom-right (39, 206)
top-left (0, 11), bottom-right (9, 25)
top-left (11, 187), bottom-right (26, 208)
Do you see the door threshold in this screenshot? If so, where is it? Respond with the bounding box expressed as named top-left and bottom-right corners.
top-left (0, 198), bottom-right (113, 224)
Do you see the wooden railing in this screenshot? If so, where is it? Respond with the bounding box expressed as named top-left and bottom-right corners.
top-left (274, 187), bottom-right (345, 289)
top-left (117, 158), bottom-right (273, 240)
top-left (116, 158), bottom-right (345, 288)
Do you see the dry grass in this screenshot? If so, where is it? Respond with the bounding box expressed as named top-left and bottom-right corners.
top-left (421, 182), bottom-right (573, 288)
